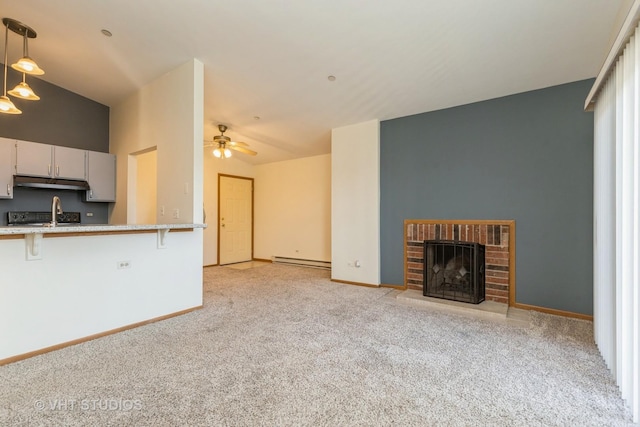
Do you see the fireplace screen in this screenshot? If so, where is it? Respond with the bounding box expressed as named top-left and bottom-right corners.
top-left (423, 240), bottom-right (485, 304)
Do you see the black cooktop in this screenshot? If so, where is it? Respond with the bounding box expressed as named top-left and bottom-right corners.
top-left (7, 211), bottom-right (81, 225)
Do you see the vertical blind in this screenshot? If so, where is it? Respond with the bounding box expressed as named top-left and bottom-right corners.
top-left (593, 23), bottom-right (640, 423)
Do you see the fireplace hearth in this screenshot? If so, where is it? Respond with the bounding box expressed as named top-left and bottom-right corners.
top-left (423, 240), bottom-right (485, 304)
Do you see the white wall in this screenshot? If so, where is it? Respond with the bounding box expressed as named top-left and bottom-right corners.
top-left (331, 120), bottom-right (380, 285)
top-left (110, 59), bottom-right (204, 225)
top-left (0, 231), bottom-right (202, 360)
top-left (254, 154), bottom-right (331, 262)
top-left (202, 155), bottom-right (255, 266)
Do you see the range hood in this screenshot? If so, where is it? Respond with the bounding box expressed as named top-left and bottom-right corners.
top-left (13, 175), bottom-right (90, 191)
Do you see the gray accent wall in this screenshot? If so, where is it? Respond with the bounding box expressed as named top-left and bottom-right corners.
top-left (380, 79), bottom-right (594, 315)
top-left (0, 66), bottom-right (109, 151)
top-left (0, 67), bottom-right (110, 225)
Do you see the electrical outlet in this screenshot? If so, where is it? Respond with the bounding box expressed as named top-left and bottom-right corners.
top-left (172, 208), bottom-right (180, 219)
top-left (160, 206), bottom-right (165, 216)
top-left (117, 260), bottom-right (131, 269)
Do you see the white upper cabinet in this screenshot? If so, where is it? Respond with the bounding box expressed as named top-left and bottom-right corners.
top-left (15, 140), bottom-right (53, 178)
top-left (86, 151), bottom-right (116, 202)
top-left (54, 146), bottom-right (86, 180)
top-left (0, 137), bottom-right (15, 199)
top-left (16, 140), bottom-right (86, 180)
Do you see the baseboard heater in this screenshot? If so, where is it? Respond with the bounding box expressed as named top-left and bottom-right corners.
top-left (272, 256), bottom-right (331, 270)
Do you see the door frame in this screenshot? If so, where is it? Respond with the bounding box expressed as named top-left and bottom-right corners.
top-left (217, 173), bottom-right (254, 265)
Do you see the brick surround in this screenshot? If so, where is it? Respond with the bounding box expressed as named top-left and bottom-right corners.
top-left (404, 220), bottom-right (515, 304)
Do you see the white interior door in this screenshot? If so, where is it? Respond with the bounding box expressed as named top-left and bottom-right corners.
top-left (219, 175), bottom-right (253, 265)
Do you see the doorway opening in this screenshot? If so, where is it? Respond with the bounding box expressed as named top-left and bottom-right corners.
top-left (128, 147), bottom-right (157, 224)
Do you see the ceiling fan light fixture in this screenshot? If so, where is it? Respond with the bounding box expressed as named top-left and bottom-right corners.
top-left (213, 147), bottom-right (232, 159)
top-left (205, 124), bottom-right (256, 158)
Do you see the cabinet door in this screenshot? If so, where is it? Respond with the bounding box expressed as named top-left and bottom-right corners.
top-left (0, 137), bottom-right (15, 199)
top-left (86, 151), bottom-right (116, 202)
top-left (15, 140), bottom-right (53, 177)
top-left (54, 146), bottom-right (86, 180)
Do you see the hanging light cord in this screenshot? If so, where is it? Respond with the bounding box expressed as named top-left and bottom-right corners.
top-left (3, 22), bottom-right (8, 96)
top-left (22, 30), bottom-right (29, 58)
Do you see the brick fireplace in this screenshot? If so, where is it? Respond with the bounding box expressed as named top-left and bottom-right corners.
top-left (404, 220), bottom-right (515, 304)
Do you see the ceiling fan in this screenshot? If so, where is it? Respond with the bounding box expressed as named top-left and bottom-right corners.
top-left (204, 124), bottom-right (257, 158)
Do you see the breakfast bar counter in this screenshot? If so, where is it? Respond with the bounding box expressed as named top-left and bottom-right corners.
top-left (0, 223), bottom-right (204, 235)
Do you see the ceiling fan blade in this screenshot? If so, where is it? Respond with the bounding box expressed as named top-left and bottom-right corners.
top-left (229, 140), bottom-right (249, 148)
top-left (230, 146), bottom-right (257, 156)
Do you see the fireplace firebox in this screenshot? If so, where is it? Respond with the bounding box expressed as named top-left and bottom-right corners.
top-left (423, 240), bottom-right (485, 304)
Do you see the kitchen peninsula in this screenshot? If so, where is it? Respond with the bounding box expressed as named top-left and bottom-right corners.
top-left (0, 58), bottom-right (206, 365)
top-left (0, 222), bottom-right (206, 364)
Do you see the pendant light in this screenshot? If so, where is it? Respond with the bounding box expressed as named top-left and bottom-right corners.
top-left (1, 17), bottom-right (44, 114)
top-left (9, 19), bottom-right (44, 76)
top-left (8, 73), bottom-right (39, 100)
top-left (1, 19), bottom-right (20, 114)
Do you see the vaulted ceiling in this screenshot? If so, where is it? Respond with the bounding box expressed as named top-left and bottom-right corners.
top-left (0, 1), bottom-right (628, 164)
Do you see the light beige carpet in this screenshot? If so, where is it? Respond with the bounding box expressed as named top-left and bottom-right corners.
top-left (0, 264), bottom-right (635, 426)
top-left (225, 261), bottom-right (270, 270)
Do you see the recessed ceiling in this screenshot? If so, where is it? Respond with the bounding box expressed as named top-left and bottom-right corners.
top-left (0, 0), bottom-right (629, 164)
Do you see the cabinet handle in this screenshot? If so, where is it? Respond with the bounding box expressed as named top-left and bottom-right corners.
top-left (6, 184), bottom-right (10, 196)
top-left (48, 164), bottom-right (51, 176)
top-left (89, 190), bottom-right (93, 199)
top-left (56, 165), bottom-right (60, 177)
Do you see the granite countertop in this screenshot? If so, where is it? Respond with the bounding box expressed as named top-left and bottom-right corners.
top-left (0, 223), bottom-right (207, 235)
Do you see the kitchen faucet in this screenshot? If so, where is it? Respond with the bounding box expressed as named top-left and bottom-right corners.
top-left (50, 196), bottom-right (63, 227)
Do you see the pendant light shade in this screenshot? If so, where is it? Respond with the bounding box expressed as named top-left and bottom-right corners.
top-left (12, 56), bottom-right (44, 75)
top-left (8, 76), bottom-right (39, 100)
top-left (0, 95), bottom-right (21, 114)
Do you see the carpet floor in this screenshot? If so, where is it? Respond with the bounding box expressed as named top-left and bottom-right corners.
top-left (0, 264), bottom-right (635, 426)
